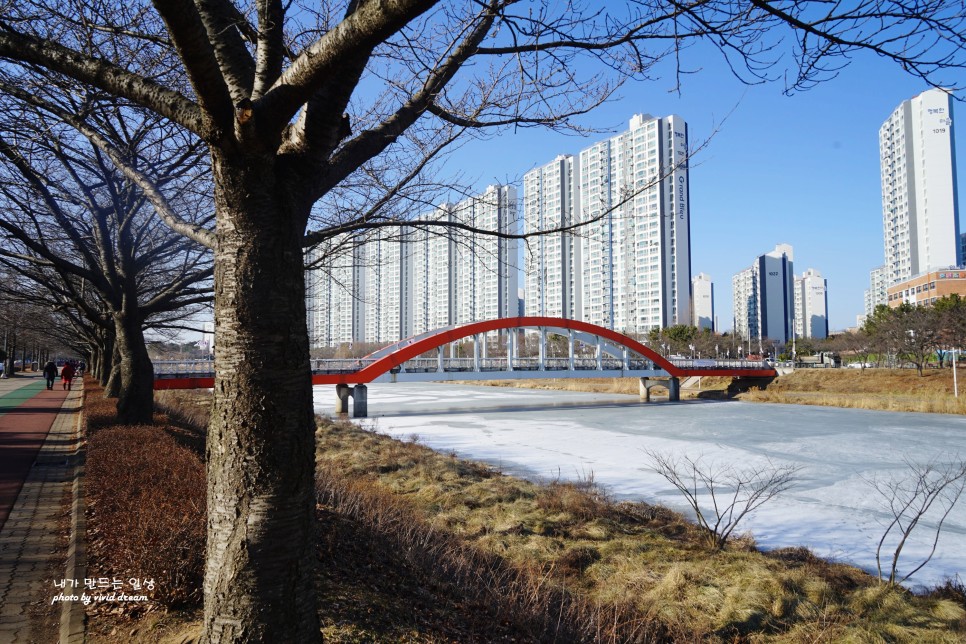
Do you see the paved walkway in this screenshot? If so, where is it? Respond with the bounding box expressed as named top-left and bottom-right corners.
top-left (0, 374), bottom-right (84, 643)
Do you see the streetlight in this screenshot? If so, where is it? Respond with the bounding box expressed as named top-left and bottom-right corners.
top-left (953, 347), bottom-right (959, 398)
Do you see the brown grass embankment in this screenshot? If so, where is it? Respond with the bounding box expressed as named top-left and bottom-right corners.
top-left (466, 368), bottom-right (966, 414)
top-left (737, 368), bottom-right (966, 414)
top-left (316, 418), bottom-right (966, 642)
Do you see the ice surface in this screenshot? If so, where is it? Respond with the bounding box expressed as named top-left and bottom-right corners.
top-left (313, 383), bottom-right (966, 587)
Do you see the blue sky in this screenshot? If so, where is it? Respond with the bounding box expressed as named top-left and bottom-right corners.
top-left (440, 48), bottom-right (965, 333)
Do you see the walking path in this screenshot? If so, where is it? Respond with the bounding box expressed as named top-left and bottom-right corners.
top-left (0, 373), bottom-right (84, 643)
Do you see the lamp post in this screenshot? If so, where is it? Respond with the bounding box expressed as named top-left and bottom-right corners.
top-left (954, 348), bottom-right (959, 398)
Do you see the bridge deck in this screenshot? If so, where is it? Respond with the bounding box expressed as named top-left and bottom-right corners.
top-left (152, 358), bottom-right (776, 389)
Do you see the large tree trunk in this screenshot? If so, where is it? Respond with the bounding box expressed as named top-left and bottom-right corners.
top-left (114, 313), bottom-right (155, 424)
top-left (202, 151), bottom-right (318, 643)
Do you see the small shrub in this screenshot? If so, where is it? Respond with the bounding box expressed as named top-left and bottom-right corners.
top-left (536, 478), bottom-right (611, 522)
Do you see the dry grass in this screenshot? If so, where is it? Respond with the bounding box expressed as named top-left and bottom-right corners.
top-left (469, 369), bottom-right (966, 414)
top-left (316, 418), bottom-right (966, 642)
top-left (738, 369), bottom-right (966, 414)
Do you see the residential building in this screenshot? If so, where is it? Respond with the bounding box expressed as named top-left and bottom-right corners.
top-left (879, 88), bottom-right (960, 284)
top-left (305, 239), bottom-right (365, 348)
top-left (732, 267), bottom-right (757, 343)
top-left (794, 268), bottom-right (828, 339)
top-left (887, 269), bottom-right (966, 308)
top-left (524, 113), bottom-right (691, 334)
top-left (523, 155), bottom-right (581, 319)
top-left (361, 231), bottom-right (414, 343)
top-left (410, 206), bottom-right (456, 336)
top-left (864, 265), bottom-right (888, 318)
top-left (451, 185), bottom-right (520, 325)
top-left (732, 244), bottom-right (795, 344)
top-left (307, 186), bottom-right (520, 347)
top-left (691, 273), bottom-right (714, 331)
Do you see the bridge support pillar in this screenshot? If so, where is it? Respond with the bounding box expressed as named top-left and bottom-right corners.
top-left (352, 384), bottom-right (368, 418)
top-left (639, 377), bottom-right (651, 402)
top-left (335, 384), bottom-right (351, 414)
top-left (668, 377), bottom-right (680, 402)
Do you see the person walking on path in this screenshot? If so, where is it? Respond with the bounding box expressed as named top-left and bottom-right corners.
top-left (42, 361), bottom-right (57, 390)
top-left (60, 362), bottom-right (75, 391)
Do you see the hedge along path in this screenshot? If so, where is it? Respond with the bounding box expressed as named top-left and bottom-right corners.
top-left (0, 379), bottom-right (68, 528)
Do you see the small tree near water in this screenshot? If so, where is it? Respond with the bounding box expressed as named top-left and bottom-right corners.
top-left (645, 450), bottom-right (801, 550)
top-left (867, 457), bottom-right (966, 585)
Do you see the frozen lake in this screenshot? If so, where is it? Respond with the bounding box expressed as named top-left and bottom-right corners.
top-left (313, 382), bottom-right (966, 587)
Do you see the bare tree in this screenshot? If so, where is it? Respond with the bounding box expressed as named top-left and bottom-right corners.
top-left (0, 99), bottom-right (213, 422)
top-left (867, 457), bottom-right (966, 586)
top-left (0, 1), bottom-right (962, 640)
top-left (645, 449), bottom-right (801, 549)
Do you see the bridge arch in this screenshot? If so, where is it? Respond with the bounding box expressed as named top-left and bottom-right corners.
top-left (331, 316), bottom-right (682, 384)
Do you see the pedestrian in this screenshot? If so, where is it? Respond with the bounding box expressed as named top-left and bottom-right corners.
top-left (43, 361), bottom-right (58, 390)
top-left (60, 361), bottom-right (76, 391)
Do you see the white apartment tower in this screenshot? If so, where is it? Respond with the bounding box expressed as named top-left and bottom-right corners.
top-left (864, 265), bottom-right (888, 318)
top-left (307, 187), bottom-right (520, 348)
top-left (523, 155), bottom-right (582, 319)
top-left (452, 185), bottom-right (520, 324)
top-left (305, 239), bottom-right (365, 348)
top-left (880, 88), bottom-right (960, 284)
top-left (691, 273), bottom-right (714, 331)
top-left (362, 232), bottom-right (414, 343)
top-left (732, 267), bottom-right (757, 342)
top-left (524, 114), bottom-right (690, 333)
top-left (732, 244), bottom-right (795, 344)
top-left (410, 206), bottom-right (456, 336)
top-left (794, 268), bottom-right (829, 339)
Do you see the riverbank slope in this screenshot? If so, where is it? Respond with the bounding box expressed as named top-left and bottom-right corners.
top-left (472, 368), bottom-right (966, 414)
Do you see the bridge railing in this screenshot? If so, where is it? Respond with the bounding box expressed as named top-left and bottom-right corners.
top-left (155, 356), bottom-right (768, 379)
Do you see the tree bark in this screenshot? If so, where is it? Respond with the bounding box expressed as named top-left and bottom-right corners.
top-left (114, 312), bottom-right (155, 424)
top-left (202, 150), bottom-right (318, 643)
top-left (104, 341), bottom-right (121, 396)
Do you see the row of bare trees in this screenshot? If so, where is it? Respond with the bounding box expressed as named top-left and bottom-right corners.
top-left (846, 299), bottom-right (966, 375)
top-left (0, 98), bottom-right (214, 421)
top-left (0, 0), bottom-right (963, 640)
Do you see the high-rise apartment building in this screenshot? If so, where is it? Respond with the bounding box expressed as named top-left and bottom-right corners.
top-left (410, 206), bottom-right (456, 336)
top-left (306, 186), bottom-right (520, 348)
top-left (732, 244), bottom-right (795, 344)
top-left (864, 265), bottom-right (888, 318)
top-left (732, 267), bottom-right (757, 343)
top-left (523, 155), bottom-right (581, 319)
top-left (452, 185), bottom-right (520, 325)
top-left (524, 113), bottom-right (691, 334)
top-left (794, 268), bottom-right (828, 339)
top-left (691, 273), bottom-right (714, 331)
top-left (306, 240), bottom-right (365, 348)
top-left (879, 88), bottom-right (960, 284)
top-left (362, 232), bottom-right (414, 344)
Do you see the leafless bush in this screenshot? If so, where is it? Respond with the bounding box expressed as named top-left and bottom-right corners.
top-left (536, 472), bottom-right (612, 522)
top-left (866, 457), bottom-right (966, 585)
top-left (644, 450), bottom-right (801, 550)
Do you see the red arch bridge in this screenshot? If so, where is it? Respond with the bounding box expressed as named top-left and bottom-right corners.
top-left (154, 317), bottom-right (776, 417)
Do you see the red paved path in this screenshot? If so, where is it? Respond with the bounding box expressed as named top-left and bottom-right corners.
top-left (0, 384), bottom-right (68, 529)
